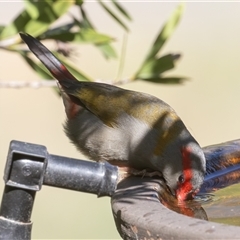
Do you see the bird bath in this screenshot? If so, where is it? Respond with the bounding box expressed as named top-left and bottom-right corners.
top-left (112, 177), bottom-right (240, 240)
top-left (112, 139), bottom-right (240, 239)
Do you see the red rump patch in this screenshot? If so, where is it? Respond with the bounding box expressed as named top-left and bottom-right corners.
top-left (61, 92), bottom-right (81, 120)
top-left (68, 103), bottom-right (79, 119)
top-left (176, 146), bottom-right (194, 201)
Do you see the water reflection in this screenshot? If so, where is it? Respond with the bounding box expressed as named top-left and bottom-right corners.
top-left (202, 183), bottom-right (240, 226)
top-left (201, 139), bottom-right (240, 194)
top-left (158, 183), bottom-right (208, 220)
top-left (160, 139), bottom-right (240, 225)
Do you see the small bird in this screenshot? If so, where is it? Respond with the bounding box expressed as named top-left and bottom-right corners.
top-left (20, 32), bottom-right (206, 201)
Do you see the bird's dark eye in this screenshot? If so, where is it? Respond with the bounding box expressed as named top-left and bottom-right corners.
top-left (178, 174), bottom-right (185, 184)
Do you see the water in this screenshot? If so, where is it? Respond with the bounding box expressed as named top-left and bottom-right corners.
top-left (159, 183), bottom-right (240, 225)
top-left (160, 139), bottom-right (240, 226)
top-left (200, 183), bottom-right (240, 226)
top-left (197, 139), bottom-right (240, 226)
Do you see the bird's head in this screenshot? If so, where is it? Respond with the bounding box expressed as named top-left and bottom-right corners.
top-left (163, 142), bottom-right (206, 202)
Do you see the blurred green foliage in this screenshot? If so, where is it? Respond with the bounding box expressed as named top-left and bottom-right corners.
top-left (0, 0), bottom-right (185, 84)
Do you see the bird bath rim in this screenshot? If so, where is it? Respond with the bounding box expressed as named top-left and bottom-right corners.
top-left (111, 177), bottom-right (240, 240)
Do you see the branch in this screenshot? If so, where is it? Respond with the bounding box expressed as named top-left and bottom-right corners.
top-left (0, 80), bottom-right (57, 88)
top-left (0, 78), bottom-right (135, 89)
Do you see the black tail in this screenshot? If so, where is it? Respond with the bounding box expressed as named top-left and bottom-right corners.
top-left (20, 32), bottom-right (78, 83)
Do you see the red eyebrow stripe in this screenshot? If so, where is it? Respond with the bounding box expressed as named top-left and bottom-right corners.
top-left (180, 146), bottom-right (193, 197)
top-left (182, 146), bottom-right (193, 181)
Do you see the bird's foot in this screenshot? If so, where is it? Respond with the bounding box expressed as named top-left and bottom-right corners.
top-left (107, 160), bottom-right (162, 182)
top-left (129, 169), bottom-right (162, 178)
top-left (117, 167), bottom-right (162, 182)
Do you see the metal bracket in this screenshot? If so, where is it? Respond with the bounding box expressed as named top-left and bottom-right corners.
top-left (0, 140), bottom-right (119, 240)
top-left (4, 140), bottom-right (48, 191)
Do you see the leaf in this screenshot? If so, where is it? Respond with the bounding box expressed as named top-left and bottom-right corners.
top-left (24, 0), bottom-right (74, 38)
top-left (0, 0), bottom-right (74, 40)
top-left (0, 25), bottom-right (5, 35)
top-left (97, 0), bottom-right (129, 31)
top-left (77, 7), bottom-right (117, 59)
top-left (111, 0), bottom-right (132, 21)
top-left (25, 0), bottom-right (39, 19)
top-left (95, 43), bottom-right (117, 59)
top-left (145, 3), bottom-right (184, 61)
top-left (39, 18), bottom-right (116, 59)
top-left (55, 52), bottom-right (94, 82)
top-left (75, 0), bottom-right (84, 6)
top-left (53, 0), bottom-right (74, 17)
top-left (134, 4), bottom-right (184, 80)
top-left (0, 10), bottom-right (31, 39)
top-left (136, 54), bottom-right (180, 79)
top-left (41, 29), bottom-right (114, 45)
top-left (142, 77), bottom-right (187, 84)
top-left (79, 5), bottom-right (94, 29)
top-left (39, 23), bottom-right (75, 39)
